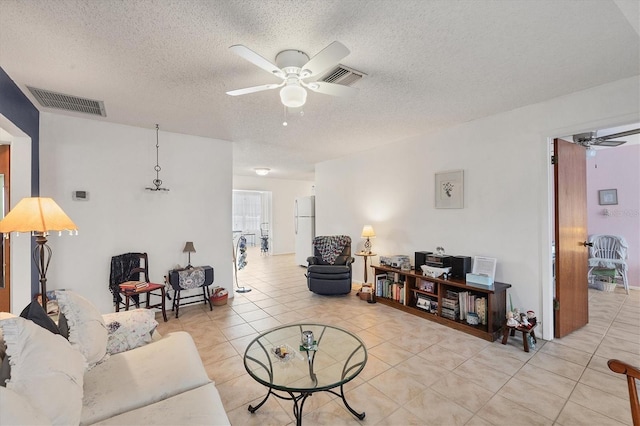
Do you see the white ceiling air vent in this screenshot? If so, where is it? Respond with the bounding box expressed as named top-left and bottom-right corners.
top-left (320, 64), bottom-right (366, 86)
top-left (27, 86), bottom-right (106, 117)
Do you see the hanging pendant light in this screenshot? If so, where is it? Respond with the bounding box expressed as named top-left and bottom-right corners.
top-left (146, 124), bottom-right (169, 192)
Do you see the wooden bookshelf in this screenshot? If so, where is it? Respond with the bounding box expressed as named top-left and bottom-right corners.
top-left (372, 265), bottom-right (511, 341)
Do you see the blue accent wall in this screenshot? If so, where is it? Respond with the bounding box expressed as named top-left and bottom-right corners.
top-left (0, 66), bottom-right (40, 296)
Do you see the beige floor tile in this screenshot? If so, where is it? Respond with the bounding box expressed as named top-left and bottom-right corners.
top-left (226, 393), bottom-right (293, 426)
top-left (416, 344), bottom-right (468, 370)
top-left (376, 407), bottom-right (425, 425)
top-left (368, 367), bottom-right (428, 404)
top-left (404, 388), bottom-right (473, 425)
top-left (569, 382), bottom-right (633, 425)
top-left (555, 400), bottom-right (628, 425)
top-left (204, 353), bottom-right (247, 384)
top-left (497, 377), bottom-right (566, 421)
top-left (476, 395), bottom-right (552, 425)
top-left (472, 347), bottom-right (526, 375)
top-left (302, 399), bottom-right (362, 425)
top-left (357, 353), bottom-right (392, 381)
top-left (368, 341), bottom-right (415, 366)
top-left (221, 322), bottom-right (258, 340)
top-left (527, 351), bottom-right (585, 381)
top-left (453, 359), bottom-right (512, 393)
top-left (198, 340), bottom-right (238, 365)
top-left (342, 382), bottom-right (400, 425)
top-left (579, 367), bottom-right (630, 400)
top-left (538, 340), bottom-right (592, 366)
top-left (514, 364), bottom-right (577, 398)
top-left (431, 372), bottom-right (494, 412)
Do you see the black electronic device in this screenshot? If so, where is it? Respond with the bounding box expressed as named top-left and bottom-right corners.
top-left (425, 254), bottom-right (452, 268)
top-left (451, 256), bottom-right (472, 279)
top-left (414, 251), bottom-right (432, 271)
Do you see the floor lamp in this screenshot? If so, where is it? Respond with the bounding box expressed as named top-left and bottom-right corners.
top-left (0, 197), bottom-right (78, 310)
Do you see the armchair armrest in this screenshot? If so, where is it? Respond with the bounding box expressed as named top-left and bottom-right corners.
top-left (346, 257), bottom-right (355, 266)
top-left (307, 256), bottom-right (319, 265)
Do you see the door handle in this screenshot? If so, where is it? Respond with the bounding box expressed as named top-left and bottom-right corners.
top-left (582, 241), bottom-right (593, 247)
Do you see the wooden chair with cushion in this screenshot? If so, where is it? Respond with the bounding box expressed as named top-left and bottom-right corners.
top-left (608, 359), bottom-right (640, 425)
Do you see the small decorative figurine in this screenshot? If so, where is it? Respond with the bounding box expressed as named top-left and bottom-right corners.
top-left (506, 311), bottom-right (519, 327)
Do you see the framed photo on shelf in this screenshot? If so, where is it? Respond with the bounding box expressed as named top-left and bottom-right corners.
top-left (435, 169), bottom-right (464, 209)
top-left (598, 189), bottom-right (617, 205)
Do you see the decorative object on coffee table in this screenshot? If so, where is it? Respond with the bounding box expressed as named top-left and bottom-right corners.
top-left (0, 197), bottom-right (78, 309)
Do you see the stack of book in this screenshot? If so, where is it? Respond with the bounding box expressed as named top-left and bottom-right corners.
top-left (119, 281), bottom-right (149, 292)
top-left (441, 289), bottom-right (460, 320)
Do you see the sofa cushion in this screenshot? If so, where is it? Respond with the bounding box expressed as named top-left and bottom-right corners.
top-left (0, 386), bottom-right (52, 425)
top-left (102, 309), bottom-right (158, 355)
top-left (56, 290), bottom-right (108, 368)
top-left (0, 316), bottom-right (85, 425)
top-left (90, 383), bottom-right (230, 425)
top-left (80, 331), bottom-right (211, 425)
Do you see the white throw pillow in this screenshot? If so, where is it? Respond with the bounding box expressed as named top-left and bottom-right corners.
top-left (56, 290), bottom-right (108, 368)
top-left (102, 309), bottom-right (158, 355)
top-left (0, 317), bottom-right (85, 425)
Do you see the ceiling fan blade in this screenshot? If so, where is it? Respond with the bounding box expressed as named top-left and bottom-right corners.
top-left (593, 139), bottom-right (627, 147)
top-left (300, 41), bottom-right (350, 78)
top-left (226, 83), bottom-right (283, 96)
top-left (229, 45), bottom-right (285, 79)
top-left (304, 81), bottom-right (358, 97)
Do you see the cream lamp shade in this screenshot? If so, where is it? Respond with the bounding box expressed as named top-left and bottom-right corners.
top-left (0, 197), bottom-right (77, 234)
top-left (361, 225), bottom-right (376, 239)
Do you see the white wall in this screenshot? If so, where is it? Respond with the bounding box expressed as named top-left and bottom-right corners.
top-left (233, 175), bottom-right (313, 255)
top-left (316, 76), bottom-right (640, 340)
top-left (39, 113), bottom-right (233, 313)
top-left (0, 117), bottom-right (32, 312)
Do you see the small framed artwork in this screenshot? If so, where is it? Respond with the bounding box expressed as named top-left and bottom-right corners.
top-left (435, 170), bottom-right (464, 209)
top-left (598, 189), bottom-right (618, 205)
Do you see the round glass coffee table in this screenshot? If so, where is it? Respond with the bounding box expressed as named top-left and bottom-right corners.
top-left (243, 323), bottom-right (367, 425)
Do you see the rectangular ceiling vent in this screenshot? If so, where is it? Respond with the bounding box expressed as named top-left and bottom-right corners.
top-left (320, 64), bottom-right (366, 86)
top-left (27, 86), bottom-right (106, 117)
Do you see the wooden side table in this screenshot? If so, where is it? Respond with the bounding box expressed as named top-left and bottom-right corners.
top-left (501, 324), bottom-right (537, 352)
top-left (355, 252), bottom-right (376, 283)
top-left (116, 283), bottom-right (168, 322)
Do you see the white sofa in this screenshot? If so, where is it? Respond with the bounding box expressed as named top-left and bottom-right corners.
top-left (0, 292), bottom-right (230, 426)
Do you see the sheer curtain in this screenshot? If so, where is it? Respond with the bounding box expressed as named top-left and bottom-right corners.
top-left (233, 191), bottom-right (262, 236)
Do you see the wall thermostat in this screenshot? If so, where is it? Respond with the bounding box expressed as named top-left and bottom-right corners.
top-left (72, 190), bottom-right (89, 201)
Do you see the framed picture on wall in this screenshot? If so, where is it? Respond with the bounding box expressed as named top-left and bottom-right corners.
top-left (598, 189), bottom-right (618, 205)
top-left (435, 170), bottom-right (464, 209)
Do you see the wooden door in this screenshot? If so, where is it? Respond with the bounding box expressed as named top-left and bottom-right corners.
top-left (0, 145), bottom-right (9, 312)
top-left (554, 138), bottom-right (589, 338)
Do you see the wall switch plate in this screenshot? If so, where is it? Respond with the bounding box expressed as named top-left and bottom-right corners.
top-left (72, 190), bottom-right (89, 201)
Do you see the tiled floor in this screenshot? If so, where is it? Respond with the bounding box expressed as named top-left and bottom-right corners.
top-left (156, 247), bottom-right (639, 425)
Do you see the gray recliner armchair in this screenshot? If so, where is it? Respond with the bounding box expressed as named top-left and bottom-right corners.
top-left (306, 235), bottom-right (354, 295)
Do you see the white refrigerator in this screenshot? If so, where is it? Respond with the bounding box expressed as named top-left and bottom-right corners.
top-left (294, 196), bottom-right (315, 266)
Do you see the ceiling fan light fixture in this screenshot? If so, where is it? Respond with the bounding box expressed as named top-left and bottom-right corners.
top-left (255, 168), bottom-right (270, 176)
top-left (280, 84), bottom-right (307, 108)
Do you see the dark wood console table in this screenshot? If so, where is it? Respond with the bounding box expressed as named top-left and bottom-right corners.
top-left (167, 265), bottom-right (214, 318)
top-left (372, 264), bottom-right (510, 341)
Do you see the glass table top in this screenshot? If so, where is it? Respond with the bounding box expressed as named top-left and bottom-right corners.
top-left (243, 323), bottom-right (367, 392)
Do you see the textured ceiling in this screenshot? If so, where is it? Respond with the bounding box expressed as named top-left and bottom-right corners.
top-left (0, 0), bottom-right (638, 180)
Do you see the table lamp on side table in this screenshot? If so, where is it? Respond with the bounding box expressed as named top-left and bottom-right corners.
top-left (361, 225), bottom-right (376, 254)
top-left (183, 241), bottom-right (196, 268)
top-left (0, 197), bottom-right (78, 310)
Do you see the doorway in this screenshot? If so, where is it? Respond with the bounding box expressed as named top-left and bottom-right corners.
top-left (232, 190), bottom-right (272, 255)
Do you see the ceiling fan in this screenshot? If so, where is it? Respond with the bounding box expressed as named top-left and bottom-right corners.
top-left (573, 128), bottom-right (640, 147)
top-left (226, 41), bottom-right (357, 108)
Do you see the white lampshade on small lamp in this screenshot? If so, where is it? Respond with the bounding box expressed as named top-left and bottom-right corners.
top-left (183, 241), bottom-right (196, 268)
top-left (280, 83), bottom-right (307, 108)
top-left (361, 225), bottom-right (376, 254)
top-left (0, 197), bottom-right (78, 309)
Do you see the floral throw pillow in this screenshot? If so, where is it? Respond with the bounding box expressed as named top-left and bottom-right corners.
top-left (102, 309), bottom-right (158, 355)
